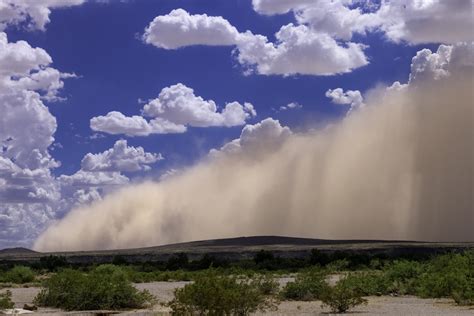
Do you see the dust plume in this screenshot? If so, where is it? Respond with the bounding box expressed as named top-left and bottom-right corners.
top-left (34, 73), bottom-right (473, 251)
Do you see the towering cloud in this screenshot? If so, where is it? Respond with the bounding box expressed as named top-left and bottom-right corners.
top-left (0, 32), bottom-right (74, 246)
top-left (34, 44), bottom-right (474, 251)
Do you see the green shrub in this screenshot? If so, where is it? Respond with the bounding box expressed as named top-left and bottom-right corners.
top-left (0, 290), bottom-right (14, 309)
top-left (254, 275), bottom-right (279, 296)
top-left (321, 276), bottom-right (368, 313)
top-left (1, 266), bottom-right (35, 284)
top-left (168, 270), bottom-right (278, 315)
top-left (383, 260), bottom-right (422, 295)
top-left (451, 277), bottom-right (474, 306)
top-left (325, 259), bottom-right (350, 272)
top-left (34, 265), bottom-right (155, 311)
top-left (340, 272), bottom-right (389, 296)
top-left (416, 252), bottom-right (472, 302)
top-left (281, 268), bottom-right (328, 301)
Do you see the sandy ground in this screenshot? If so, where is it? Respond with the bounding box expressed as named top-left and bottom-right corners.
top-left (2, 281), bottom-right (473, 315)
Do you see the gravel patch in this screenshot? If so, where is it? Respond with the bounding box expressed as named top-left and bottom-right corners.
top-left (2, 282), bottom-right (473, 315)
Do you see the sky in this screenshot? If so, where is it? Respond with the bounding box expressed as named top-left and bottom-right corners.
top-left (0, 0), bottom-right (473, 249)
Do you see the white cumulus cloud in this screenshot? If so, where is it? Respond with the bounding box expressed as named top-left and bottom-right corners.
top-left (326, 88), bottom-right (365, 112)
top-left (143, 9), bottom-right (369, 76)
top-left (409, 42), bottom-right (474, 85)
top-left (142, 83), bottom-right (256, 127)
top-left (143, 8), bottom-right (240, 49)
top-left (90, 111), bottom-right (186, 137)
top-left (0, 0), bottom-right (85, 31)
top-left (81, 139), bottom-right (163, 172)
top-left (91, 83), bottom-right (256, 136)
top-left (251, 0), bottom-right (473, 45)
top-left (236, 24), bottom-right (368, 76)
top-left (210, 118), bottom-right (292, 158)
top-left (0, 32), bottom-right (74, 247)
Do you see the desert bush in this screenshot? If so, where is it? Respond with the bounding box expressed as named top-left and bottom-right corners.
top-left (325, 259), bottom-right (350, 272)
top-left (34, 265), bottom-right (155, 311)
top-left (0, 266), bottom-right (35, 284)
top-left (0, 290), bottom-right (14, 309)
top-left (280, 268), bottom-right (328, 301)
top-left (339, 272), bottom-right (389, 296)
top-left (383, 260), bottom-right (422, 294)
top-left (321, 276), bottom-right (368, 313)
top-left (168, 270), bottom-right (278, 315)
top-left (451, 277), bottom-right (474, 306)
top-left (254, 275), bottom-right (279, 295)
top-left (416, 252), bottom-right (472, 303)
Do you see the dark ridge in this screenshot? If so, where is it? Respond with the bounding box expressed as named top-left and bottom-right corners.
top-left (0, 247), bottom-right (38, 254)
top-left (148, 236), bottom-right (420, 249)
top-left (1, 236), bottom-right (472, 266)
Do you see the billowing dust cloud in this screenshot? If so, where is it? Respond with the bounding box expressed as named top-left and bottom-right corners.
top-left (34, 74), bottom-right (473, 251)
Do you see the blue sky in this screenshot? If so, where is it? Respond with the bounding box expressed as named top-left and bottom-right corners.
top-left (6, 0), bottom-right (434, 177)
top-left (0, 0), bottom-right (470, 249)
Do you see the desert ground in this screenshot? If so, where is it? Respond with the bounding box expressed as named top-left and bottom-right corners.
top-left (1, 237), bottom-right (473, 315)
top-left (3, 279), bottom-right (474, 315)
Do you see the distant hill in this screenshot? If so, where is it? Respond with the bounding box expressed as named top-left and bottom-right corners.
top-left (0, 247), bottom-right (38, 255)
top-left (152, 235), bottom-right (417, 248)
top-left (0, 236), bottom-right (472, 264)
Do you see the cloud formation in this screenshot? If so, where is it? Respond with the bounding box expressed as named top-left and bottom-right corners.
top-left (34, 43), bottom-right (474, 251)
top-left (251, 0), bottom-right (474, 44)
top-left (91, 83), bottom-right (256, 136)
top-left (0, 30), bottom-right (163, 248)
top-left (210, 118), bottom-right (292, 157)
top-left (326, 88), bottom-right (364, 113)
top-left (143, 2), bottom-right (473, 76)
top-left (0, 32), bottom-right (75, 246)
top-left (143, 8), bottom-right (239, 49)
top-left (0, 0), bottom-right (85, 31)
top-left (236, 24), bottom-right (368, 76)
top-left (90, 111), bottom-right (187, 137)
top-left (143, 9), bottom-right (369, 76)
top-left (81, 140), bottom-right (163, 172)
top-left (280, 102), bottom-right (302, 111)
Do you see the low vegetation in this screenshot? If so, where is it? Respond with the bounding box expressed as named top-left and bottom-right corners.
top-left (320, 276), bottom-right (368, 313)
top-left (168, 269), bottom-right (278, 315)
top-left (416, 252), bottom-right (474, 304)
top-left (0, 290), bottom-right (14, 310)
top-left (281, 268), bottom-right (328, 301)
top-left (33, 265), bottom-right (155, 311)
top-left (0, 250), bottom-right (472, 313)
top-left (0, 266), bottom-right (35, 284)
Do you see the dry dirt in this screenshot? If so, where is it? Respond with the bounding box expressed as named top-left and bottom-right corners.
top-left (2, 280), bottom-right (474, 315)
